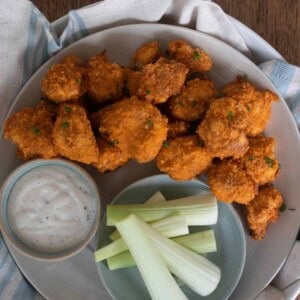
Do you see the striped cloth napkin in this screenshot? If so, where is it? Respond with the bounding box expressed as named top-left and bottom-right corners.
top-left (0, 0), bottom-right (299, 299)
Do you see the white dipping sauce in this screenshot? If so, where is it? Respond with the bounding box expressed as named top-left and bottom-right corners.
top-left (7, 165), bottom-right (97, 253)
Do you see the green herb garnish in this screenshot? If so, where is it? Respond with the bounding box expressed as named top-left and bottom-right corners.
top-left (145, 89), bottom-right (151, 95)
top-left (146, 119), bottom-right (153, 129)
top-left (64, 106), bottom-right (72, 113)
top-left (163, 141), bottom-right (170, 148)
top-left (31, 126), bottom-right (41, 135)
top-left (246, 104), bottom-right (251, 112)
top-left (112, 139), bottom-right (119, 145)
top-left (193, 51), bottom-right (201, 60)
top-left (279, 203), bottom-right (286, 212)
top-left (227, 111), bottom-right (233, 121)
top-left (265, 156), bottom-right (274, 167)
top-left (248, 155), bottom-right (254, 161)
top-left (242, 74), bottom-right (248, 81)
top-left (76, 78), bottom-right (82, 84)
top-left (61, 121), bottom-right (69, 129)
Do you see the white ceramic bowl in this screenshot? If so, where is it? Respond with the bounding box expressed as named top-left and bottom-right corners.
top-left (0, 159), bottom-right (101, 261)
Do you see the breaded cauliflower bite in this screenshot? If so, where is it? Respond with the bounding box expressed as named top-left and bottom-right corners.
top-left (207, 160), bottom-right (258, 204)
top-left (156, 135), bottom-right (212, 181)
top-left (169, 79), bottom-right (216, 121)
top-left (197, 97), bottom-right (249, 159)
top-left (243, 136), bottom-right (279, 185)
top-left (222, 79), bottom-right (278, 136)
top-left (127, 57), bottom-right (188, 104)
top-left (246, 186), bottom-right (283, 240)
top-left (99, 97), bottom-right (168, 162)
top-left (87, 54), bottom-right (125, 104)
top-left (4, 101), bottom-right (58, 159)
top-left (167, 121), bottom-right (190, 139)
top-left (93, 137), bottom-right (130, 172)
top-left (167, 40), bottom-right (212, 73)
top-left (53, 103), bottom-right (99, 164)
top-left (42, 55), bottom-right (87, 102)
top-left (132, 41), bottom-right (161, 68)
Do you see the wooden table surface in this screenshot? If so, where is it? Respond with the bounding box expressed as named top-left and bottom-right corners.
top-left (32, 0), bottom-right (299, 65)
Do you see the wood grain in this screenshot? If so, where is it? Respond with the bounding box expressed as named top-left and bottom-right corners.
top-left (32, 0), bottom-right (299, 65)
top-left (214, 0), bottom-right (299, 65)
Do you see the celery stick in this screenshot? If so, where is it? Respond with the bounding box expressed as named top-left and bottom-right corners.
top-left (107, 230), bottom-right (216, 270)
top-left (137, 216), bottom-right (221, 297)
top-left (107, 194), bottom-right (217, 226)
top-left (109, 191), bottom-right (166, 241)
top-left (107, 250), bottom-right (136, 270)
top-left (146, 191), bottom-right (166, 203)
top-left (95, 215), bottom-right (188, 262)
top-left (172, 230), bottom-right (217, 253)
top-left (115, 214), bottom-right (187, 300)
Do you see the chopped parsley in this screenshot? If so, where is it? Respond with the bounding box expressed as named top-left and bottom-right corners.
top-left (145, 89), bottom-right (151, 95)
top-left (64, 106), bottom-right (72, 113)
top-left (146, 119), bottom-right (153, 129)
top-left (246, 104), bottom-right (251, 112)
top-left (227, 111), bottom-right (233, 122)
top-left (61, 121), bottom-right (69, 129)
top-left (163, 141), bottom-right (170, 148)
top-left (31, 126), bottom-right (41, 135)
top-left (265, 156), bottom-right (274, 167)
top-left (193, 51), bottom-right (201, 60)
top-left (112, 139), bottom-right (119, 145)
top-left (248, 155), bottom-right (254, 161)
top-left (279, 203), bottom-right (286, 212)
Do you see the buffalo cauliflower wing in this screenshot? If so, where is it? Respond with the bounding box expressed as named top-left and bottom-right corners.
top-left (3, 101), bottom-right (58, 159)
top-left (156, 135), bottom-right (212, 181)
top-left (99, 97), bottom-right (168, 162)
top-left (167, 40), bottom-right (212, 73)
top-left (245, 186), bottom-right (283, 239)
top-left (52, 103), bottom-right (99, 164)
top-left (207, 159), bottom-right (258, 204)
top-left (41, 55), bottom-right (87, 102)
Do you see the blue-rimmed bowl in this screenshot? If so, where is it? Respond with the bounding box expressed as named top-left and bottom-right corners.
top-left (0, 159), bottom-right (101, 261)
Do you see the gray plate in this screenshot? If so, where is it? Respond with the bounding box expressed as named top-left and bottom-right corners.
top-left (1, 23), bottom-right (300, 300)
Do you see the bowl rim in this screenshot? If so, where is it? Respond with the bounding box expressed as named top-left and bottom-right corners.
top-left (0, 158), bottom-right (101, 261)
